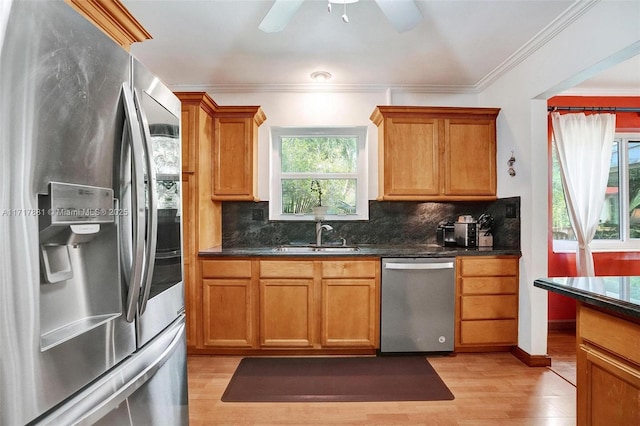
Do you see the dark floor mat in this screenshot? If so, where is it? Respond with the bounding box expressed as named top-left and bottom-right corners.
top-left (221, 356), bottom-right (455, 402)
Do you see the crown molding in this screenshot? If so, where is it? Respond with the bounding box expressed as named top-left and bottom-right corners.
top-left (168, 82), bottom-right (478, 95)
top-left (475, 0), bottom-right (600, 91)
top-left (66, 0), bottom-right (152, 50)
top-left (170, 0), bottom-right (599, 95)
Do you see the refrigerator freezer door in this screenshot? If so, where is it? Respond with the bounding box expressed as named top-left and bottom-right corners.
top-left (1, 2), bottom-right (136, 424)
top-left (35, 316), bottom-right (189, 426)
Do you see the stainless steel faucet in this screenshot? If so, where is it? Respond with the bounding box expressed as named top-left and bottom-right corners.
top-left (315, 221), bottom-right (333, 246)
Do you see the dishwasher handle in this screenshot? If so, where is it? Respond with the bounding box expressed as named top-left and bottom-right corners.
top-left (385, 262), bottom-right (454, 270)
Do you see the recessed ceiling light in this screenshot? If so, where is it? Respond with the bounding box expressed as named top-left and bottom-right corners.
top-left (310, 71), bottom-right (332, 82)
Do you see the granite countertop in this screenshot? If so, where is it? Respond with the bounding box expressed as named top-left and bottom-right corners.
top-left (199, 244), bottom-right (521, 258)
top-left (534, 276), bottom-right (640, 320)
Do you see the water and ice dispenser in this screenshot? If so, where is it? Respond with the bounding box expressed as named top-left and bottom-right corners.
top-left (38, 182), bottom-right (122, 350)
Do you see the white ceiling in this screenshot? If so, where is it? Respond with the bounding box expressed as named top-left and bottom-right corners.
top-left (123, 0), bottom-right (639, 95)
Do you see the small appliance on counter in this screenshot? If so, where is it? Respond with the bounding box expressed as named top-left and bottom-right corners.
top-left (477, 213), bottom-right (494, 247)
top-left (454, 215), bottom-right (477, 248)
top-left (436, 222), bottom-right (456, 247)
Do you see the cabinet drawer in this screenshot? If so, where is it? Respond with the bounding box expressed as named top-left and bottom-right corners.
top-left (322, 260), bottom-right (378, 278)
top-left (461, 276), bottom-right (517, 295)
top-left (201, 259), bottom-right (252, 278)
top-left (460, 319), bottom-right (518, 345)
top-left (580, 306), bottom-right (640, 364)
top-left (461, 295), bottom-right (517, 320)
top-left (259, 260), bottom-right (315, 278)
top-left (459, 257), bottom-right (518, 276)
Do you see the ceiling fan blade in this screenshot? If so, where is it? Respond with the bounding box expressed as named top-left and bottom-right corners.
top-left (374, 0), bottom-right (423, 33)
top-left (259, 0), bottom-right (305, 33)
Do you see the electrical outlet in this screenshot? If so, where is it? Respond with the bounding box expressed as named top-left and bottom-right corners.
top-left (505, 203), bottom-right (517, 218)
top-left (252, 209), bottom-right (264, 221)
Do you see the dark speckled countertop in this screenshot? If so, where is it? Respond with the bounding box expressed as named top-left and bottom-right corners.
top-left (534, 276), bottom-right (640, 320)
top-left (199, 244), bottom-right (521, 258)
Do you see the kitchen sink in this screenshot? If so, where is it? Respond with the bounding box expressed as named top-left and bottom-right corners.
top-left (273, 246), bottom-right (360, 253)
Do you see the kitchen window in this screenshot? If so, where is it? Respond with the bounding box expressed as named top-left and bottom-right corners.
top-left (269, 126), bottom-right (368, 221)
top-left (552, 133), bottom-right (640, 252)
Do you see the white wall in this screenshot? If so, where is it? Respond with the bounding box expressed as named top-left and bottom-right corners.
top-left (479, 0), bottom-right (640, 355)
top-left (212, 0), bottom-right (640, 357)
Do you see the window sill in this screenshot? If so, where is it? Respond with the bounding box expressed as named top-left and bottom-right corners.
top-left (552, 241), bottom-right (640, 254)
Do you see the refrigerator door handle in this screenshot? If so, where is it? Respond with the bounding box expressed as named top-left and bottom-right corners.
top-left (134, 89), bottom-right (158, 316)
top-left (121, 83), bottom-right (146, 323)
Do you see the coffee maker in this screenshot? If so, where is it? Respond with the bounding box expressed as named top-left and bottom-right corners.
top-left (436, 222), bottom-right (456, 246)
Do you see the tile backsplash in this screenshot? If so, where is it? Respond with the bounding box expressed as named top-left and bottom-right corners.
top-left (222, 197), bottom-right (520, 249)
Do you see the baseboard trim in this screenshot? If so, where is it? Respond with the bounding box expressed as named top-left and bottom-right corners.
top-left (548, 319), bottom-right (576, 331)
top-left (511, 346), bottom-right (552, 367)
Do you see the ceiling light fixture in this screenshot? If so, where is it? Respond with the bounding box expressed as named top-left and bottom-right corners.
top-left (310, 71), bottom-right (332, 82)
top-left (327, 0), bottom-right (358, 24)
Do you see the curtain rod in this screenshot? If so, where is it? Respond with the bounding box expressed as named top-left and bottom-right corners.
top-left (547, 106), bottom-right (640, 113)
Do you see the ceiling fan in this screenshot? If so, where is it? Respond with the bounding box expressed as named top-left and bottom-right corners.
top-left (259, 0), bottom-right (423, 33)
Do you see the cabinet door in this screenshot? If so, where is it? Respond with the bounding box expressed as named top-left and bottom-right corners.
top-left (213, 117), bottom-right (255, 200)
top-left (382, 117), bottom-right (440, 197)
top-left (443, 118), bottom-right (496, 196)
top-left (321, 278), bottom-right (378, 348)
top-left (578, 345), bottom-right (640, 425)
top-left (259, 279), bottom-right (315, 348)
top-left (202, 278), bottom-right (255, 348)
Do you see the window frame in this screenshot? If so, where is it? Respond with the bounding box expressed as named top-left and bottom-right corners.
top-left (269, 126), bottom-right (368, 221)
top-left (553, 132), bottom-right (640, 253)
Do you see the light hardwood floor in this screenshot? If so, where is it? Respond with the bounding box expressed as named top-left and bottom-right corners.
top-left (547, 329), bottom-right (577, 386)
top-left (187, 332), bottom-right (576, 425)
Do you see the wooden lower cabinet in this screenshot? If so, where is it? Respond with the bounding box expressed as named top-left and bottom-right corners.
top-left (577, 304), bottom-right (640, 425)
top-left (321, 259), bottom-right (379, 348)
top-left (455, 255), bottom-right (519, 351)
top-left (259, 260), bottom-right (315, 347)
top-left (260, 279), bottom-right (315, 347)
top-left (198, 257), bottom-right (380, 354)
top-left (201, 260), bottom-right (256, 349)
top-left (322, 278), bottom-right (378, 347)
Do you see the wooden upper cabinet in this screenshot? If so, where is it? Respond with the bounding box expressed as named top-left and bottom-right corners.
top-left (66, 0), bottom-right (152, 51)
top-left (370, 106), bottom-right (500, 201)
top-left (175, 92), bottom-right (218, 174)
top-left (212, 106), bottom-right (266, 201)
top-left (444, 117), bottom-right (497, 196)
top-left (381, 116), bottom-right (440, 197)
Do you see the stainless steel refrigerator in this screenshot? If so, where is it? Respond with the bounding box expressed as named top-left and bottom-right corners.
top-left (0, 1), bottom-right (188, 424)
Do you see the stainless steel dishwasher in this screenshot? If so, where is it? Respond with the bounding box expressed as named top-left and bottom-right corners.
top-left (381, 258), bottom-right (455, 353)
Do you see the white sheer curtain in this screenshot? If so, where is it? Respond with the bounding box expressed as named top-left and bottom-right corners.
top-left (551, 112), bottom-right (616, 276)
